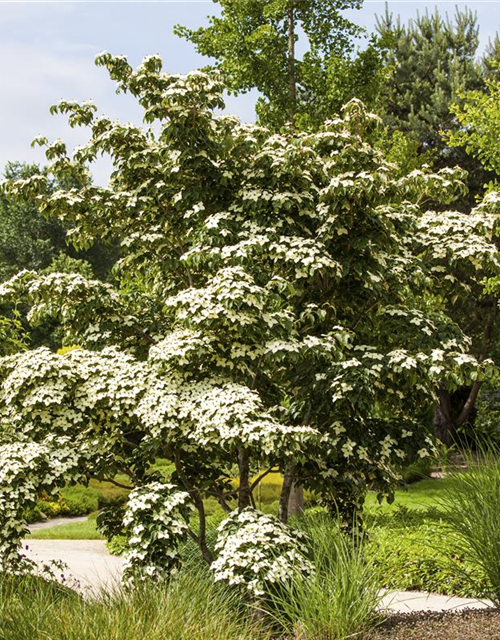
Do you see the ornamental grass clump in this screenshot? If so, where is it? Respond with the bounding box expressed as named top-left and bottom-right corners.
top-left (440, 446), bottom-right (500, 604)
top-left (0, 567), bottom-right (259, 640)
top-left (267, 512), bottom-right (384, 640)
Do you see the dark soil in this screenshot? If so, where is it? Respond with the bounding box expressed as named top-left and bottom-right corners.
top-left (368, 609), bottom-right (500, 640)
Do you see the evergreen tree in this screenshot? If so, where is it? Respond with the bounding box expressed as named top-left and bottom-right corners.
top-left (376, 7), bottom-right (494, 206)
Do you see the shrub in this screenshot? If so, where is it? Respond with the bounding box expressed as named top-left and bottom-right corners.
top-left (401, 456), bottom-right (433, 484)
top-left (59, 485), bottom-right (100, 515)
top-left (211, 508), bottom-right (313, 598)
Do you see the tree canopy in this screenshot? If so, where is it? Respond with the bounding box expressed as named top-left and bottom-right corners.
top-left (175, 0), bottom-right (385, 130)
top-left (0, 53), bottom-right (498, 585)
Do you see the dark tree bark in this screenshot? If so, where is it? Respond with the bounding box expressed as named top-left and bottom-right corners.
top-left (279, 466), bottom-right (294, 523)
top-left (238, 448), bottom-right (252, 510)
top-left (434, 307), bottom-right (495, 446)
top-left (434, 386), bottom-right (455, 447)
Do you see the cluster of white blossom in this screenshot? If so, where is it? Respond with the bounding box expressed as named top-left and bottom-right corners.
top-left (0, 440), bottom-right (83, 572)
top-left (0, 270), bottom-right (139, 348)
top-left (122, 482), bottom-right (193, 582)
top-left (175, 379), bottom-right (318, 454)
top-left (211, 509), bottom-right (313, 597)
top-left (418, 209), bottom-right (500, 274)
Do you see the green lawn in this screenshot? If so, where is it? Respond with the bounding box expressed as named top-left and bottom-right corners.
top-left (364, 476), bottom-right (459, 512)
top-left (29, 476), bottom-right (455, 540)
top-left (29, 514), bottom-right (103, 540)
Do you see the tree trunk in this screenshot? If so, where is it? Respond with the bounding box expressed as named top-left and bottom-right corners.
top-left (238, 448), bottom-right (251, 510)
top-left (287, 5), bottom-right (296, 123)
top-left (279, 466), bottom-right (294, 523)
top-left (288, 483), bottom-right (304, 516)
top-left (434, 387), bottom-right (455, 447)
top-left (279, 466), bottom-right (303, 522)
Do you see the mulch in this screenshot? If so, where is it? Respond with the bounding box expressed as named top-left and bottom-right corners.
top-left (368, 609), bottom-right (500, 640)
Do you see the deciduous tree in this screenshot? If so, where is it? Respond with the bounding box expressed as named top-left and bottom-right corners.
top-left (0, 54), bottom-right (495, 583)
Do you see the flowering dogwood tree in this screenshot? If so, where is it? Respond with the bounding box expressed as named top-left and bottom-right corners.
top-left (0, 54), bottom-right (497, 583)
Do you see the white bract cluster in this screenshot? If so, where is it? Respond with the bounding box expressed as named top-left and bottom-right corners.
top-left (0, 441), bottom-right (83, 572)
top-left (211, 508), bottom-right (313, 597)
top-left (122, 482), bottom-right (193, 582)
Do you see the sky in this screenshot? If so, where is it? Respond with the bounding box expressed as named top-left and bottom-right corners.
top-left (1, 0), bottom-right (500, 183)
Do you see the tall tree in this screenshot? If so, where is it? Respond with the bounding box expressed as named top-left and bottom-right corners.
top-left (376, 7), bottom-right (495, 207)
top-left (175, 0), bottom-right (385, 130)
top-left (0, 162), bottom-right (117, 283)
top-left (0, 55), bottom-right (494, 581)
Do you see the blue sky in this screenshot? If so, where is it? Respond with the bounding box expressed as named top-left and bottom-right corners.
top-left (1, 1), bottom-right (499, 182)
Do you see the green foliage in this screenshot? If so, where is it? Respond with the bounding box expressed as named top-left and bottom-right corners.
top-left (366, 507), bottom-right (489, 598)
top-left (439, 448), bottom-right (500, 603)
top-left (473, 386), bottom-right (500, 444)
top-left (0, 53), bottom-right (496, 580)
top-left (175, 0), bottom-right (386, 130)
top-left (447, 70), bottom-right (500, 180)
top-left (0, 163), bottom-right (67, 282)
top-left (400, 456), bottom-right (433, 485)
top-left (0, 162), bottom-right (117, 284)
top-left (269, 513), bottom-right (383, 640)
top-left (59, 485), bottom-right (100, 515)
top-left (0, 315), bottom-right (26, 356)
top-left (0, 568), bottom-right (259, 640)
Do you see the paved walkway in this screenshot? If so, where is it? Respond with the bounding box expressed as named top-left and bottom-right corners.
top-left (22, 539), bottom-right (496, 611)
top-left (379, 589), bottom-right (494, 613)
top-left (24, 539), bottom-right (123, 595)
top-left (28, 516), bottom-right (89, 532)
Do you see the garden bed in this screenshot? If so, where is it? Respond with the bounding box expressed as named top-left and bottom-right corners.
top-left (369, 609), bottom-right (500, 640)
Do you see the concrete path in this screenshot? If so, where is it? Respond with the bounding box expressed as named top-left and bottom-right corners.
top-left (379, 589), bottom-right (494, 613)
top-left (21, 539), bottom-right (496, 612)
top-left (23, 539), bottom-right (123, 596)
top-left (28, 516), bottom-right (89, 532)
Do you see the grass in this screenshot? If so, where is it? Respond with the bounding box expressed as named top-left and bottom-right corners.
top-left (29, 515), bottom-right (104, 540)
top-left (364, 476), bottom-right (460, 513)
top-left (0, 567), bottom-right (262, 640)
top-left (269, 512), bottom-right (383, 640)
top-left (439, 448), bottom-right (500, 603)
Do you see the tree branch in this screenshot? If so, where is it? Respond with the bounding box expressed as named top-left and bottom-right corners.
top-left (250, 467), bottom-right (276, 493)
top-left (173, 451), bottom-right (213, 565)
top-left (90, 476), bottom-right (133, 490)
top-left (238, 448), bottom-right (252, 510)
